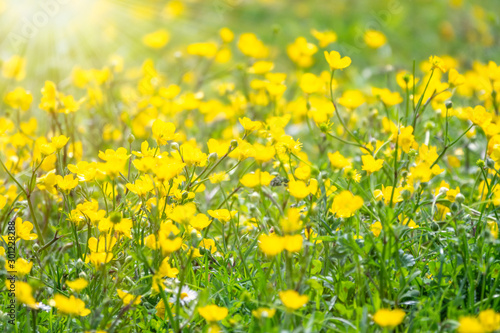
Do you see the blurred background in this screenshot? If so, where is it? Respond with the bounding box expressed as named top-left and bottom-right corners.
top-left (0, 0), bottom-right (498, 79)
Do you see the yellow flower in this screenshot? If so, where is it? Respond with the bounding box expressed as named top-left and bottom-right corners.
top-left (207, 209), bottom-right (237, 223)
top-left (478, 309), bottom-right (500, 332)
top-left (56, 175), bottom-right (79, 194)
top-left (219, 27), bottom-right (234, 43)
top-left (252, 307), bottom-right (276, 319)
top-left (373, 308), bottom-right (405, 327)
top-left (4, 87), bottom-right (33, 111)
top-left (283, 234), bottom-right (303, 252)
top-left (288, 179), bottom-right (318, 199)
top-left (311, 29), bottom-right (337, 47)
top-left (142, 29), bottom-right (170, 49)
top-left (152, 119), bottom-right (176, 145)
top-left (50, 135), bottom-right (70, 150)
top-left (190, 214), bottom-right (212, 230)
top-left (370, 221), bottom-right (383, 237)
top-left (157, 257), bottom-right (179, 278)
top-left (117, 289), bottom-right (142, 306)
top-left (126, 176), bottom-right (154, 197)
top-left (198, 304), bottom-right (228, 322)
top-left (458, 316), bottom-right (485, 333)
top-left (287, 37), bottom-right (318, 68)
top-left (15, 218), bottom-right (38, 241)
top-left (239, 117), bottom-right (262, 133)
top-left (364, 30), bottom-right (387, 49)
top-left (324, 51), bottom-right (351, 71)
top-left (240, 169), bottom-right (273, 188)
top-left (12, 281), bottom-right (37, 308)
top-left (361, 155), bottom-right (384, 174)
top-left (187, 42), bottom-right (218, 58)
top-left (258, 234), bottom-right (284, 256)
top-left (338, 90), bottom-right (365, 109)
top-left (49, 294), bottom-right (91, 316)
top-left (429, 55), bottom-right (448, 73)
top-left (237, 33), bottom-right (269, 58)
top-left (209, 172), bottom-right (229, 184)
top-left (160, 237), bottom-right (183, 255)
top-left (2, 55), bottom-right (26, 81)
top-left (328, 151), bottom-right (351, 169)
top-left (279, 290), bottom-right (308, 310)
top-left (330, 191), bottom-right (364, 218)
top-left (8, 258), bottom-right (32, 276)
top-left (66, 278), bottom-right (88, 292)
top-left (247, 61), bottom-right (274, 74)
top-left (88, 252), bottom-right (114, 267)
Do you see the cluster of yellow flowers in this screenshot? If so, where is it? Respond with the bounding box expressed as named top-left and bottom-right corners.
top-left (1, 3), bottom-right (500, 329)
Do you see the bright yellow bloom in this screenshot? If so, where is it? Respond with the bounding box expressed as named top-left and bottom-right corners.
top-left (330, 191), bottom-right (364, 218)
top-left (288, 179), bottom-right (318, 199)
top-left (240, 169), bottom-right (273, 188)
top-left (324, 51), bottom-right (351, 71)
top-left (207, 209), bottom-right (237, 223)
top-left (117, 289), bottom-right (142, 306)
top-left (279, 290), bottom-right (308, 310)
top-left (152, 119), bottom-right (176, 145)
top-left (198, 305), bottom-right (228, 322)
top-left (15, 218), bottom-right (38, 241)
top-left (311, 29), bottom-right (337, 47)
top-left (49, 294), bottom-right (91, 316)
top-left (239, 117), bottom-right (262, 132)
top-left (66, 278), bottom-right (88, 292)
top-left (364, 30), bottom-right (387, 49)
top-left (258, 234), bottom-right (285, 256)
top-left (8, 258), bottom-right (32, 276)
top-left (142, 29), bottom-right (170, 49)
top-left (190, 214), bottom-right (212, 230)
top-left (13, 281), bottom-right (37, 308)
top-left (478, 309), bottom-right (500, 332)
top-left (56, 175), bottom-right (79, 193)
top-left (4, 87), bottom-right (32, 111)
top-left (2, 55), bottom-right (26, 81)
top-left (361, 155), bottom-right (384, 174)
top-left (373, 308), bottom-right (405, 327)
top-left (458, 316), bottom-right (485, 333)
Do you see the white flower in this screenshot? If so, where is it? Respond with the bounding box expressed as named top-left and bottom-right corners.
top-left (35, 302), bottom-right (51, 312)
top-left (170, 286), bottom-right (198, 306)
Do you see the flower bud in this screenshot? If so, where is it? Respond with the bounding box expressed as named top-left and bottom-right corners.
top-left (79, 271), bottom-right (88, 280)
top-left (445, 100), bottom-right (453, 109)
top-left (170, 142), bottom-right (179, 151)
top-left (208, 152), bottom-right (218, 163)
top-left (249, 192), bottom-right (260, 203)
top-left (486, 158), bottom-right (495, 169)
top-left (230, 140), bottom-right (238, 149)
top-left (455, 193), bottom-right (465, 204)
top-left (476, 159), bottom-right (485, 168)
top-left (401, 189), bottom-right (411, 200)
top-left (127, 134), bottom-right (135, 144)
top-left (110, 211), bottom-right (122, 223)
top-left (450, 202), bottom-right (459, 213)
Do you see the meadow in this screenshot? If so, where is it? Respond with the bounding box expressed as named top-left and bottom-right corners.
top-left (0, 0), bottom-right (500, 332)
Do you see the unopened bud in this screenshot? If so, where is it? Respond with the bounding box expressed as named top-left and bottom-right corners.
top-left (455, 193), bottom-right (465, 204)
top-left (230, 140), bottom-right (238, 149)
top-left (170, 142), bottom-right (179, 151)
top-left (450, 202), bottom-right (459, 213)
top-left (486, 158), bottom-right (495, 169)
top-left (249, 192), bottom-right (260, 203)
top-left (208, 152), bottom-right (218, 163)
top-left (476, 159), bottom-right (485, 168)
top-left (127, 134), bottom-right (135, 144)
top-left (445, 100), bottom-right (453, 109)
